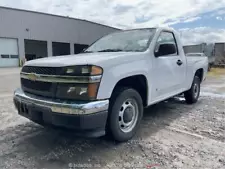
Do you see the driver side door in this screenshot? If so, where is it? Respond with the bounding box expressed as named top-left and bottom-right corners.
top-left (151, 31), bottom-right (185, 101)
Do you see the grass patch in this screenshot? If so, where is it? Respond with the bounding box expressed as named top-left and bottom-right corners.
top-left (207, 68), bottom-right (225, 77)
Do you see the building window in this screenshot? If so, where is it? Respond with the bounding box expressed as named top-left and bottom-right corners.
top-left (52, 42), bottom-right (70, 56)
top-left (74, 44), bottom-right (89, 54)
top-left (10, 55), bottom-right (19, 58)
top-left (25, 39), bottom-right (48, 60)
top-left (1, 54), bottom-right (10, 58)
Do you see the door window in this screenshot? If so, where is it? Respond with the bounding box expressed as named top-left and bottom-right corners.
top-left (155, 31), bottom-right (178, 56)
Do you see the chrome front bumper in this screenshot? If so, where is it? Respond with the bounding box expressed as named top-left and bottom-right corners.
top-left (13, 88), bottom-right (109, 115)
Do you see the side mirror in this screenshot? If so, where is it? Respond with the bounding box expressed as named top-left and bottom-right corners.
top-left (155, 43), bottom-right (177, 57)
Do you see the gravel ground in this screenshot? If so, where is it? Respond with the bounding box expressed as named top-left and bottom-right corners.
top-left (0, 68), bottom-right (225, 169)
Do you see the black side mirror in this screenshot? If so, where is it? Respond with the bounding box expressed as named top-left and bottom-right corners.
top-left (155, 43), bottom-right (177, 57)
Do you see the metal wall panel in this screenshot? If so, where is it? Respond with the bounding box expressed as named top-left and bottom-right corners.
top-left (214, 43), bottom-right (225, 64)
top-left (0, 7), bottom-right (119, 67)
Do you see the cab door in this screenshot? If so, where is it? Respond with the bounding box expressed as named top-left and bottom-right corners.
top-left (151, 31), bottom-right (186, 101)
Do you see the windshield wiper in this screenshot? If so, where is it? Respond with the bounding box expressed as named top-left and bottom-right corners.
top-left (97, 49), bottom-right (124, 52)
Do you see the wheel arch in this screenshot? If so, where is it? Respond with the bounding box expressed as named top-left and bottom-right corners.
top-left (195, 68), bottom-right (204, 83)
top-left (110, 74), bottom-right (149, 107)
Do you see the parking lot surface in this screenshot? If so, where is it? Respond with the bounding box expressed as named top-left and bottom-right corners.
top-left (0, 68), bottom-right (225, 169)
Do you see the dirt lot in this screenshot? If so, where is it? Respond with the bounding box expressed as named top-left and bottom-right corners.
top-left (0, 68), bottom-right (225, 169)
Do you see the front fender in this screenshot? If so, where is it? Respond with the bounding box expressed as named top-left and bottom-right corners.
top-left (97, 59), bottom-right (149, 100)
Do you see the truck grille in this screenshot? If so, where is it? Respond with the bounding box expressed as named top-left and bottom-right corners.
top-left (21, 78), bottom-right (55, 98)
top-left (21, 66), bottom-right (62, 97)
top-left (22, 66), bottom-right (62, 75)
top-left (21, 79), bottom-right (52, 91)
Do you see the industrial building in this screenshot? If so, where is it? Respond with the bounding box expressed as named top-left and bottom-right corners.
top-left (183, 43), bottom-right (206, 54)
top-left (214, 43), bottom-right (225, 65)
top-left (0, 6), bottom-right (119, 67)
top-left (184, 43), bottom-right (225, 65)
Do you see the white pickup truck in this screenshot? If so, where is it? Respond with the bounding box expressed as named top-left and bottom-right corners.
top-left (14, 27), bottom-right (208, 142)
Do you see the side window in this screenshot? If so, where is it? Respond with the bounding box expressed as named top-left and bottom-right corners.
top-left (155, 31), bottom-right (178, 57)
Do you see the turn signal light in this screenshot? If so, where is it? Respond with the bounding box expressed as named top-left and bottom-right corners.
top-left (91, 66), bottom-right (103, 75)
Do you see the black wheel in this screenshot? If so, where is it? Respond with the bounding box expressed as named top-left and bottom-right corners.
top-left (107, 88), bottom-right (143, 142)
top-left (184, 76), bottom-right (200, 104)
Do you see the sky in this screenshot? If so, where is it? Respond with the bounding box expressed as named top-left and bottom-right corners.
top-left (1, 0), bottom-right (225, 45)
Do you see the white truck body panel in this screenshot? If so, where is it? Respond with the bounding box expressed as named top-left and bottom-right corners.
top-left (25, 27), bottom-right (208, 107)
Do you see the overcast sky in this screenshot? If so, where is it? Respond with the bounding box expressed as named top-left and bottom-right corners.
top-left (1, 0), bottom-right (225, 45)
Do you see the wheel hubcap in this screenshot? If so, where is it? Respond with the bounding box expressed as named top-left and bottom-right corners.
top-left (123, 107), bottom-right (134, 123)
top-left (118, 99), bottom-right (139, 133)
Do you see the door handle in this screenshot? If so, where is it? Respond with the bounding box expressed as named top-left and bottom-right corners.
top-left (177, 60), bottom-right (183, 66)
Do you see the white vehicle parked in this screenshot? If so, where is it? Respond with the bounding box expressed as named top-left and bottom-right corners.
top-left (14, 27), bottom-right (208, 142)
top-left (186, 52), bottom-right (214, 71)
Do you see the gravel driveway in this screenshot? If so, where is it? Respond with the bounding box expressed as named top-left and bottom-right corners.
top-left (0, 68), bottom-right (224, 169)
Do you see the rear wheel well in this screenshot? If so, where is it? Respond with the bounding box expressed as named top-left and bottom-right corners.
top-left (195, 68), bottom-right (204, 83)
top-left (111, 75), bottom-right (148, 107)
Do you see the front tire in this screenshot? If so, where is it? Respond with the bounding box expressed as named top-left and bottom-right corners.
top-left (107, 88), bottom-right (143, 142)
top-left (184, 76), bottom-right (200, 104)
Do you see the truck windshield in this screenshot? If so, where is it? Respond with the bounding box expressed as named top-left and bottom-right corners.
top-left (85, 29), bottom-right (156, 53)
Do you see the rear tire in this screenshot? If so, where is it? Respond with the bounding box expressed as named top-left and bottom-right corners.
top-left (107, 88), bottom-right (143, 142)
top-left (184, 76), bottom-right (200, 104)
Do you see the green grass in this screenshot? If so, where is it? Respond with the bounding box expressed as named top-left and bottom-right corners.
top-left (207, 68), bottom-right (225, 77)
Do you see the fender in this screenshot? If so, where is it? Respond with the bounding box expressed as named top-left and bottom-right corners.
top-left (97, 58), bottom-right (150, 101)
top-left (185, 57), bottom-right (208, 90)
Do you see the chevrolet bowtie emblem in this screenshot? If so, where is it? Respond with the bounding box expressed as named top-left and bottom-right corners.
top-left (28, 73), bottom-right (38, 81)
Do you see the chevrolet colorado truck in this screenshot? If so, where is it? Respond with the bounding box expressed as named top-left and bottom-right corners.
top-left (14, 27), bottom-right (208, 142)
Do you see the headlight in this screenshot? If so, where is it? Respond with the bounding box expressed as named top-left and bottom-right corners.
top-left (64, 65), bottom-right (103, 76)
top-left (56, 65), bottom-right (103, 100)
top-left (56, 83), bottom-right (99, 100)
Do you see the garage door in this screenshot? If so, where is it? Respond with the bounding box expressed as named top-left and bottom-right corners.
top-left (0, 38), bottom-right (19, 67)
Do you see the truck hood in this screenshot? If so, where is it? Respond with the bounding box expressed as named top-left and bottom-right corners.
top-left (25, 52), bottom-right (144, 68)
